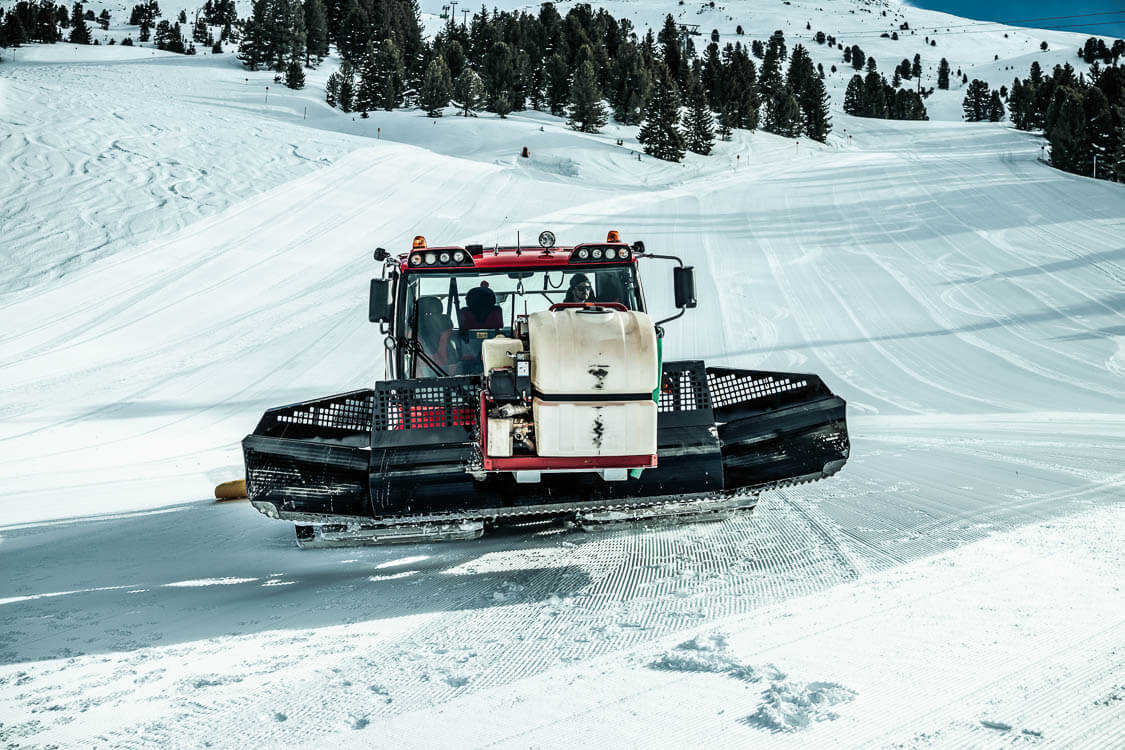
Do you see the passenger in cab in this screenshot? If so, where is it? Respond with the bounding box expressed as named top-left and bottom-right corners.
top-left (460, 285), bottom-right (503, 329)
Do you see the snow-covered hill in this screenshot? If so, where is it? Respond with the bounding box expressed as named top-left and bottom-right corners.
top-left (2, 0), bottom-right (1124, 746)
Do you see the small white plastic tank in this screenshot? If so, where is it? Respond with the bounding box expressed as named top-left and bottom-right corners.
top-left (482, 337), bottom-right (523, 373)
top-left (528, 308), bottom-right (658, 396)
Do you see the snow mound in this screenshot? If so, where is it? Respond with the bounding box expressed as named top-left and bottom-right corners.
top-left (649, 632), bottom-right (740, 674)
top-left (649, 632), bottom-right (778, 683)
top-left (744, 680), bottom-right (857, 733)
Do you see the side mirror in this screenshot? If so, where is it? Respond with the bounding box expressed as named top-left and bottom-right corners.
top-left (673, 266), bottom-right (697, 309)
top-left (369, 279), bottom-right (393, 323)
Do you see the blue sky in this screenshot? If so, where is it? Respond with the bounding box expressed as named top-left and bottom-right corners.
top-left (905, 1), bottom-right (1125, 39)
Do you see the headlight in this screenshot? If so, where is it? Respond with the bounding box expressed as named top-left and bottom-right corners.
top-left (577, 248), bottom-right (589, 259)
top-left (439, 252), bottom-right (451, 263)
top-left (619, 249), bottom-right (631, 259)
top-left (410, 254), bottom-right (422, 266)
top-left (592, 248), bottom-right (603, 259)
top-left (453, 250), bottom-right (465, 262)
top-left (425, 253), bottom-right (436, 265)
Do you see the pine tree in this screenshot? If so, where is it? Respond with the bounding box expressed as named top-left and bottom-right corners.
top-left (274, 0), bottom-right (305, 72)
top-left (442, 39), bottom-right (467, 79)
top-left (420, 55), bottom-right (453, 117)
top-left (567, 60), bottom-right (608, 132)
top-left (962, 79), bottom-right (991, 121)
top-left (484, 40), bottom-right (515, 113)
top-left (682, 77), bottom-right (714, 155)
top-left (3, 9), bottom-right (26, 46)
top-left (844, 74), bottom-right (862, 115)
top-left (911, 53), bottom-right (921, 80)
top-left (285, 55), bottom-right (305, 88)
top-left (376, 38), bottom-right (405, 110)
top-left (609, 41), bottom-right (652, 125)
top-left (657, 14), bottom-right (681, 88)
top-left (1047, 88), bottom-right (1086, 173)
top-left (987, 90), bottom-right (1005, 122)
top-left (326, 70), bottom-right (340, 107)
top-left (303, 0), bottom-right (327, 65)
top-left (454, 67), bottom-right (485, 116)
top-left (1084, 87), bottom-right (1113, 178)
top-left (1009, 78), bottom-right (1032, 130)
top-left (763, 89), bottom-right (799, 135)
top-left (802, 75), bottom-right (831, 142)
top-left (759, 36), bottom-right (785, 98)
top-left (717, 103), bottom-right (734, 141)
top-left (337, 60), bottom-right (355, 112)
top-left (544, 52), bottom-right (569, 117)
top-left (785, 44), bottom-right (815, 100)
top-left (355, 42), bottom-right (379, 113)
top-left (336, 2), bottom-right (370, 63)
top-left (1111, 105), bottom-right (1125, 182)
top-left (68, 2), bottom-right (90, 44)
top-left (701, 41), bottom-right (723, 109)
top-left (863, 71), bottom-right (886, 117)
top-left (723, 43), bottom-right (759, 131)
top-left (493, 92), bottom-right (511, 118)
top-left (851, 45), bottom-right (865, 71)
top-left (638, 62), bottom-right (685, 162)
top-left (165, 22), bottom-right (185, 53)
top-left (238, 0), bottom-right (267, 70)
top-left (937, 57), bottom-right (950, 89)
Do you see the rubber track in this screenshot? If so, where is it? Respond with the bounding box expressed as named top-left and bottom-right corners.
top-left (276, 463), bottom-right (843, 529)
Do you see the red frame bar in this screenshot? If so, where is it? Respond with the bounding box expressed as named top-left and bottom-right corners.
top-left (479, 393), bottom-right (657, 473)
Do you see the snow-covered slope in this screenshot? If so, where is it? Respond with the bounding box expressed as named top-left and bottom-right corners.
top-left (2, 0), bottom-right (1124, 745)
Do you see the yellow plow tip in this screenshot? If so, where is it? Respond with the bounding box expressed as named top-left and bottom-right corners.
top-left (214, 479), bottom-right (247, 501)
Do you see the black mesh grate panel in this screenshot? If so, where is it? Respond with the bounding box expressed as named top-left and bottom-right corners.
top-left (273, 393), bottom-right (373, 433)
top-left (373, 377), bottom-right (481, 432)
top-left (707, 370), bottom-right (811, 409)
top-left (658, 361), bottom-right (711, 413)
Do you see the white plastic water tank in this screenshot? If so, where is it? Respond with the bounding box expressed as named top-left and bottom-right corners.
top-left (528, 308), bottom-right (658, 396)
top-left (533, 399), bottom-right (657, 457)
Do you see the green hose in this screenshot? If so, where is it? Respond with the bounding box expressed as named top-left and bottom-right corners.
top-left (632, 327), bottom-right (664, 479)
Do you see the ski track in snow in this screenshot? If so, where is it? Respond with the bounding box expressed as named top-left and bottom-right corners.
top-left (2, 1), bottom-right (1125, 746)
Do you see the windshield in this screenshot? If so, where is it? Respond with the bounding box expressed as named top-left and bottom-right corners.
top-left (405, 265), bottom-right (642, 376)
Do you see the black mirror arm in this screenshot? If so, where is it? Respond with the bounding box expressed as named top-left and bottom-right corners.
top-left (641, 252), bottom-right (685, 268)
top-left (654, 307), bottom-right (686, 327)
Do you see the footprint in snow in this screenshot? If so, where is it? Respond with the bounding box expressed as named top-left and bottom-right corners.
top-left (743, 681), bottom-right (856, 733)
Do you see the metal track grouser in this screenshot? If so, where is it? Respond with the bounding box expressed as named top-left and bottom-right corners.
top-left (242, 231), bottom-right (850, 547)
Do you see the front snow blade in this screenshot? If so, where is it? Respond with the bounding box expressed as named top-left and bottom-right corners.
top-left (243, 390), bottom-right (375, 520)
top-left (704, 366), bottom-right (849, 491)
